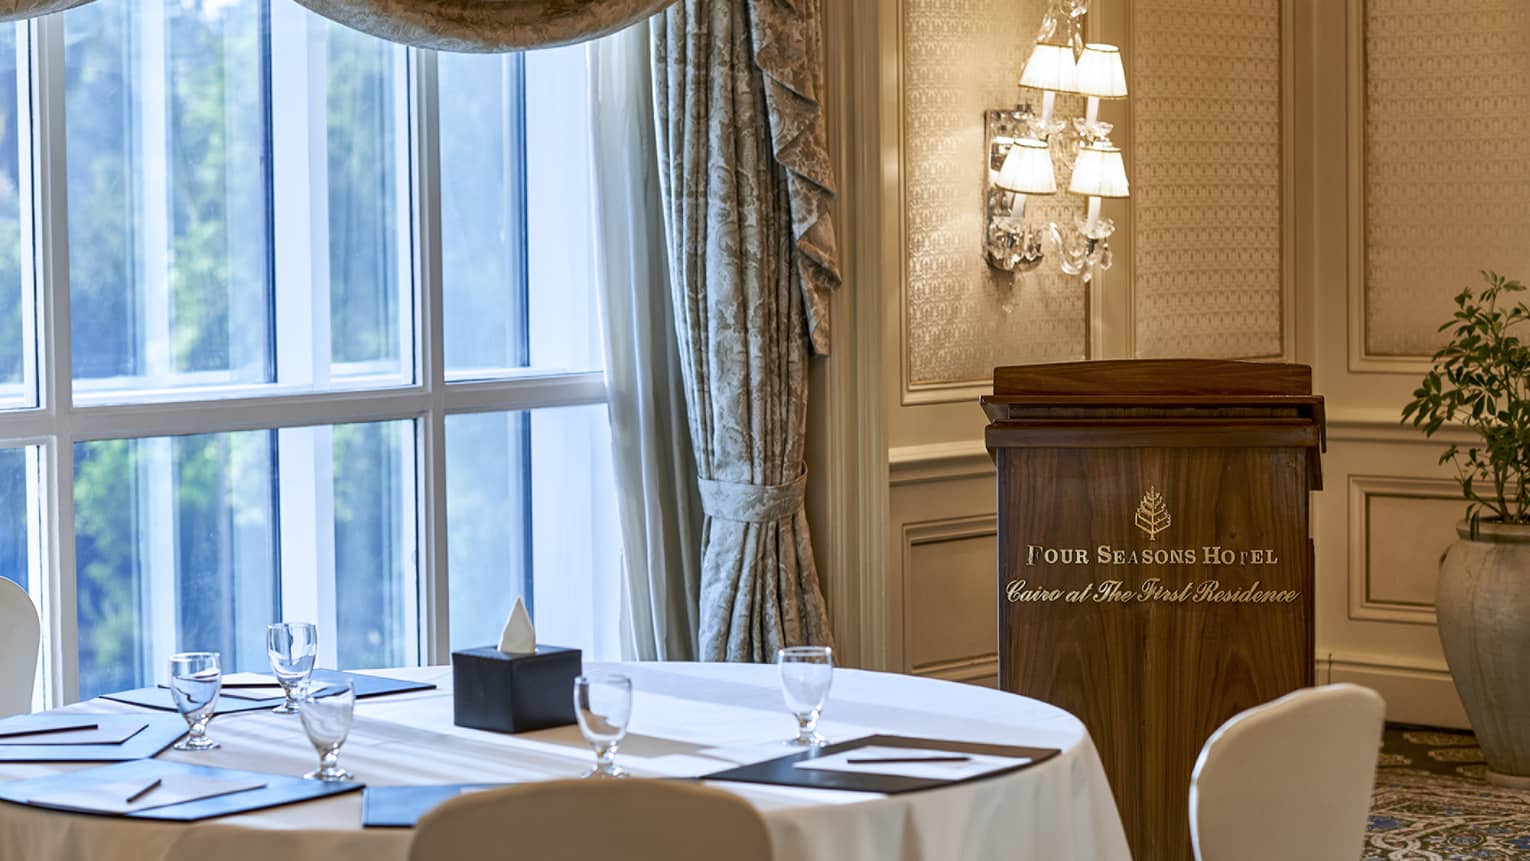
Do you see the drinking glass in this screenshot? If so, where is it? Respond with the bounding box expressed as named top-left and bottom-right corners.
top-left (777, 645), bottom-right (833, 747)
top-left (299, 680), bottom-right (355, 782)
top-left (266, 622), bottom-right (318, 714)
top-left (573, 674), bottom-right (632, 778)
top-left (169, 652), bottom-right (222, 751)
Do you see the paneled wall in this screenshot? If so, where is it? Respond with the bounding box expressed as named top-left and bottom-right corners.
top-left (901, 0), bottom-right (1084, 396)
top-left (1304, 0), bottom-right (1530, 725)
top-left (815, 0), bottom-right (1505, 725)
top-left (1131, 0), bottom-right (1289, 359)
top-left (1356, 0), bottom-right (1530, 362)
top-left (879, 0), bottom-right (1300, 691)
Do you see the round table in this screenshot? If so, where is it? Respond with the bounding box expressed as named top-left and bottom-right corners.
top-left (0, 662), bottom-right (1130, 860)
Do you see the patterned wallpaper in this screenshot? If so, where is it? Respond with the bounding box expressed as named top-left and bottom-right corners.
top-left (1131, 0), bottom-right (1285, 359)
top-left (1363, 0), bottom-right (1530, 357)
top-left (903, 0), bottom-right (1087, 389)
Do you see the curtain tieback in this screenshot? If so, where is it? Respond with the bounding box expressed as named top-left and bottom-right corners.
top-left (697, 472), bottom-right (806, 523)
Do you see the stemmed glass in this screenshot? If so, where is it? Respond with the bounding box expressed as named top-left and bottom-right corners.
top-left (169, 652), bottom-right (222, 751)
top-left (266, 622), bottom-right (318, 714)
top-left (778, 645), bottom-right (833, 747)
top-left (573, 674), bottom-right (632, 778)
top-left (299, 680), bottom-right (355, 782)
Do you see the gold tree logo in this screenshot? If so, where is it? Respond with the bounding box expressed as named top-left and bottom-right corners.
top-left (1135, 487), bottom-right (1171, 540)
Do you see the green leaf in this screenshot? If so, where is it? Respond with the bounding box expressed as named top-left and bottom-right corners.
top-left (1410, 269), bottom-right (1530, 508)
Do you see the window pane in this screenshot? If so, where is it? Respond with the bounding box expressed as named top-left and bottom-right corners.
top-left (74, 431), bottom-right (277, 700)
top-left (0, 446), bottom-right (32, 592)
top-left (439, 45), bottom-right (601, 380)
top-left (446, 405), bottom-right (619, 657)
top-left (445, 410), bottom-right (527, 648)
top-left (330, 419), bottom-right (415, 668)
top-left (65, 0), bottom-right (273, 395)
top-left (64, 0), bottom-right (412, 401)
top-left (73, 419), bottom-right (417, 699)
top-left (0, 26), bottom-right (30, 411)
top-left (322, 18), bottom-right (409, 384)
top-left (438, 53), bottom-right (526, 376)
top-left (524, 48), bottom-right (601, 373)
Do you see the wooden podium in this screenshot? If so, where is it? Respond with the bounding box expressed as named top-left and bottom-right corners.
top-left (981, 360), bottom-right (1323, 860)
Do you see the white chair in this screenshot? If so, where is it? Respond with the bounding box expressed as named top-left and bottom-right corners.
top-left (0, 577), bottom-right (39, 718)
top-left (409, 778), bottom-right (772, 861)
top-left (1189, 683), bottom-right (1384, 861)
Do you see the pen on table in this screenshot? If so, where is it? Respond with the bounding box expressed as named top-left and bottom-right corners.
top-left (126, 778), bottom-right (161, 804)
top-left (845, 755), bottom-right (972, 765)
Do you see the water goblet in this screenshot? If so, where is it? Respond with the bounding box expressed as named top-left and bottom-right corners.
top-left (169, 652), bottom-right (222, 751)
top-left (299, 680), bottom-right (355, 782)
top-left (573, 674), bottom-right (632, 778)
top-left (777, 645), bottom-right (833, 747)
top-left (266, 622), bottom-right (318, 714)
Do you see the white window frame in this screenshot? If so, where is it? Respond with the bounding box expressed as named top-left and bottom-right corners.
top-left (0, 13), bottom-right (607, 707)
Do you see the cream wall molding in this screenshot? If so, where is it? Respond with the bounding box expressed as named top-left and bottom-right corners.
top-left (878, 411), bottom-right (1459, 475)
top-left (915, 655), bottom-right (999, 686)
top-left (812, 0), bottom-right (890, 673)
top-left (900, 513), bottom-right (998, 677)
top-left (1326, 412), bottom-right (1477, 445)
top-left (1321, 651), bottom-right (1449, 676)
top-left (904, 381), bottom-right (993, 407)
top-left (1346, 475), bottom-right (1461, 626)
top-left (1320, 652), bottom-right (1466, 728)
top-left (888, 439), bottom-right (994, 486)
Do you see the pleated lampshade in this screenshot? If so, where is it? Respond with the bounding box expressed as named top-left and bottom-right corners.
top-left (996, 138), bottom-right (1057, 194)
top-left (1074, 43), bottom-right (1128, 99)
top-left (1019, 42), bottom-right (1077, 93)
top-left (1068, 143), bottom-right (1130, 198)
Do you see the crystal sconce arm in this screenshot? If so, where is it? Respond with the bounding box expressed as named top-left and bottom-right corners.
top-left (984, 112), bottom-right (1055, 273)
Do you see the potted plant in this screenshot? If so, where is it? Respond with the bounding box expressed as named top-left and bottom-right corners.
top-left (1403, 270), bottom-right (1530, 787)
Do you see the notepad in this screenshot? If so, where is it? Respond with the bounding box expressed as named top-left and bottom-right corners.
top-left (154, 674), bottom-right (326, 701)
top-left (156, 672), bottom-right (283, 695)
top-left (0, 716), bottom-right (147, 746)
top-left (217, 686), bottom-right (291, 701)
top-left (218, 672), bottom-right (283, 687)
top-left (791, 745), bottom-right (1031, 781)
top-left (27, 772), bottom-right (267, 815)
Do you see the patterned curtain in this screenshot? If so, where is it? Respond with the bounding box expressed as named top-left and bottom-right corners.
top-left (651, 0), bottom-right (841, 661)
top-left (0, 0), bottom-right (676, 52)
top-left (0, 0), bottom-right (88, 21)
top-left (289, 0), bottom-right (677, 51)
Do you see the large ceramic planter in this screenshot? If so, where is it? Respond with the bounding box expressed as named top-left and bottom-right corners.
top-left (1437, 520), bottom-right (1530, 787)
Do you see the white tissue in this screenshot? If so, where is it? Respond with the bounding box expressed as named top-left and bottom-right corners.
top-left (497, 597), bottom-right (535, 654)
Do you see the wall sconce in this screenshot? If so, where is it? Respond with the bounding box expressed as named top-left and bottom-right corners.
top-left (1059, 141), bottom-right (1129, 277)
top-left (984, 133), bottom-right (1056, 272)
top-left (983, 22), bottom-right (1131, 284)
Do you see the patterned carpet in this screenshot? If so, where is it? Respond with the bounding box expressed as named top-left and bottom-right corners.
top-left (1366, 724), bottom-right (1530, 860)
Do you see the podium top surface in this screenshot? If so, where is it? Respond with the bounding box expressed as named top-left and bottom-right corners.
top-left (981, 360), bottom-right (1326, 487)
top-left (988, 359), bottom-right (1311, 398)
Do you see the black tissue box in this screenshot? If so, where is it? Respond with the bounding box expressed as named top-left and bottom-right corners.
top-left (451, 645), bottom-right (582, 733)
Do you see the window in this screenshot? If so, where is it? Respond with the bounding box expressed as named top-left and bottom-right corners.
top-left (1, 0), bottom-right (619, 706)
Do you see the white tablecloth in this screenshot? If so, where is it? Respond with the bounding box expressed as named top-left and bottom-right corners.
top-left (0, 663), bottom-right (1130, 861)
